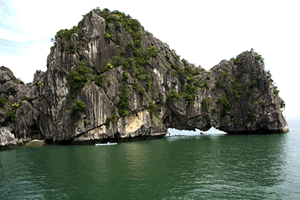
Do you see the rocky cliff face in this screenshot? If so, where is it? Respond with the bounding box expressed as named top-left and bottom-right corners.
top-left (0, 8), bottom-right (288, 146)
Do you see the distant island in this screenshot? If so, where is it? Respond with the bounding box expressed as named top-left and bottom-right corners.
top-left (0, 8), bottom-right (288, 148)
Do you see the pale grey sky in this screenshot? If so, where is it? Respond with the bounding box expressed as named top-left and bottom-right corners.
top-left (1, 0), bottom-right (299, 119)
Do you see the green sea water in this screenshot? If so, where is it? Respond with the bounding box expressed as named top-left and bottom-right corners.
top-left (1, 120), bottom-right (300, 199)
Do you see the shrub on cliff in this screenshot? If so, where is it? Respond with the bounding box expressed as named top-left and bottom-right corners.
top-left (55, 26), bottom-right (78, 41)
top-left (105, 113), bottom-right (118, 125)
top-left (51, 26), bottom-right (84, 53)
top-left (167, 89), bottom-right (181, 101)
top-left (254, 52), bottom-right (265, 66)
top-left (147, 46), bottom-right (158, 58)
top-left (183, 83), bottom-right (198, 103)
top-left (217, 93), bottom-right (231, 118)
top-left (68, 99), bottom-right (87, 115)
top-left (104, 26), bottom-right (113, 40)
top-left (273, 86), bottom-right (280, 96)
top-left (199, 81), bottom-right (210, 89)
top-left (111, 56), bottom-right (127, 68)
top-left (118, 85), bottom-right (130, 116)
top-left (94, 74), bottom-right (107, 87)
top-left (0, 97), bottom-right (8, 108)
top-left (5, 110), bottom-right (16, 123)
top-left (201, 98), bottom-right (210, 110)
top-left (69, 61), bottom-right (93, 90)
top-left (230, 57), bottom-right (242, 64)
top-left (148, 98), bottom-right (159, 117)
top-left (117, 72), bottom-right (131, 116)
top-left (133, 78), bottom-right (144, 93)
top-left (281, 99), bottom-right (286, 109)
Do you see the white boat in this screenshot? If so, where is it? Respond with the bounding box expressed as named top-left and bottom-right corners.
top-left (95, 142), bottom-right (117, 146)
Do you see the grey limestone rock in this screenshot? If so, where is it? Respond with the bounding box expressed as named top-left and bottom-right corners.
top-left (0, 8), bottom-right (289, 146)
top-left (24, 139), bottom-right (45, 147)
top-left (0, 66), bottom-right (16, 83)
top-left (0, 127), bottom-right (17, 147)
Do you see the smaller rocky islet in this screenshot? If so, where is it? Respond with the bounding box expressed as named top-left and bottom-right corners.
top-left (0, 8), bottom-right (288, 148)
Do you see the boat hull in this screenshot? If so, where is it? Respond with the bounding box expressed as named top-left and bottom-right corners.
top-left (95, 143), bottom-right (117, 146)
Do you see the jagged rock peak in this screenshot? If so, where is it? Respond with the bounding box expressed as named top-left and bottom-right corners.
top-left (0, 66), bottom-right (16, 84)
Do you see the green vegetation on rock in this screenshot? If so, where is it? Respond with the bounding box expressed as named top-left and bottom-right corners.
top-left (5, 109), bottom-right (16, 122)
top-left (68, 99), bottom-right (87, 115)
top-left (201, 98), bottom-right (210, 110)
top-left (181, 66), bottom-right (208, 103)
top-left (21, 96), bottom-right (31, 103)
top-left (273, 86), bottom-right (280, 96)
top-left (215, 80), bottom-right (224, 88)
top-left (247, 112), bottom-right (256, 122)
top-left (84, 119), bottom-right (90, 125)
top-left (167, 89), bottom-right (181, 101)
top-left (18, 79), bottom-right (24, 85)
top-left (105, 112), bottom-right (118, 125)
top-left (0, 97), bottom-right (8, 108)
top-left (211, 51), bottom-right (283, 123)
top-left (217, 93), bottom-right (231, 118)
top-left (148, 98), bottom-right (159, 117)
top-left (166, 63), bottom-right (209, 103)
top-left (38, 81), bottom-right (44, 88)
top-left (147, 46), bottom-right (158, 58)
top-left (51, 25), bottom-right (84, 54)
top-left (98, 8), bottom-right (158, 98)
top-left (281, 99), bottom-right (285, 109)
top-left (254, 52), bottom-right (265, 66)
top-left (94, 73), bottom-right (107, 87)
top-left (117, 72), bottom-right (130, 116)
top-left (118, 85), bottom-right (130, 116)
top-left (230, 57), bottom-right (242, 64)
top-left (212, 107), bottom-right (217, 113)
top-left (69, 61), bottom-right (93, 90)
top-left (133, 78), bottom-right (144, 93)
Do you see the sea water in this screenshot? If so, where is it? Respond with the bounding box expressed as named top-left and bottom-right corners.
top-left (0, 120), bottom-right (299, 199)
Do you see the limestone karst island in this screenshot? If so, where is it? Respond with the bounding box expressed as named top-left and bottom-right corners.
top-left (0, 8), bottom-right (289, 149)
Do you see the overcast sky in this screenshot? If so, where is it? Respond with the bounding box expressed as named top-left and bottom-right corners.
top-left (0, 0), bottom-right (299, 119)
